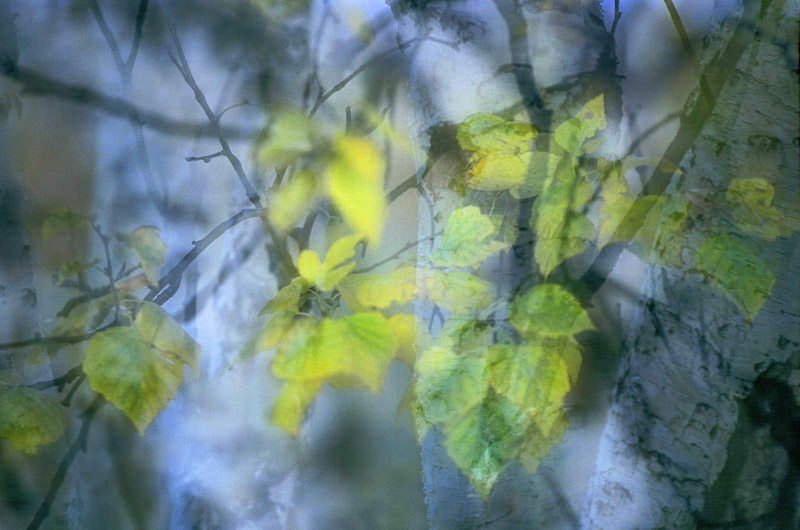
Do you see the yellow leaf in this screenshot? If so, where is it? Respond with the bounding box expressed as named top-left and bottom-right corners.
top-left (268, 170), bottom-right (319, 232)
top-left (325, 135), bottom-right (386, 245)
top-left (338, 267), bottom-right (417, 310)
top-left (0, 387), bottom-right (66, 454)
top-left (135, 302), bottom-right (201, 375)
top-left (118, 225), bottom-right (167, 286)
top-left (270, 379), bottom-right (323, 436)
top-left (297, 234), bottom-right (361, 291)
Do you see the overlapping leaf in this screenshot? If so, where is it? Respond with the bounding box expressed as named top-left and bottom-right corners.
top-left (431, 206), bottom-right (509, 267)
top-left (695, 234), bottom-right (774, 320)
top-left (135, 302), bottom-right (201, 374)
top-left (268, 169), bottom-right (319, 232)
top-left (297, 234), bottom-right (361, 291)
top-left (726, 178), bottom-right (795, 240)
top-left (0, 387), bottom-right (66, 454)
top-left (118, 225), bottom-right (167, 286)
top-left (553, 94), bottom-right (606, 154)
top-left (415, 346), bottom-right (488, 424)
top-left (258, 110), bottom-right (314, 167)
top-left (509, 283), bottom-right (594, 339)
top-left (338, 266), bottom-right (417, 310)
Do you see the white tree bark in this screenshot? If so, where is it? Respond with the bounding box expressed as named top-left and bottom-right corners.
top-left (580, 0), bottom-right (800, 528)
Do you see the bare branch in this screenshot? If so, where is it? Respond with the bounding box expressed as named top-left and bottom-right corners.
top-left (28, 365), bottom-right (84, 392)
top-left (185, 150), bottom-right (226, 163)
top-left (352, 231), bottom-right (442, 274)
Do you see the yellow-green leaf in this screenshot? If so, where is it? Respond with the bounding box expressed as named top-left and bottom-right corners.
top-left (338, 266), bottom-right (417, 310)
top-left (415, 346), bottom-right (488, 424)
top-left (726, 178), bottom-right (795, 240)
top-left (466, 152), bottom-right (527, 191)
top-left (42, 207), bottom-right (87, 239)
top-left (387, 313), bottom-right (426, 365)
top-left (56, 258), bottom-right (98, 286)
top-left (518, 411), bottom-right (569, 473)
top-left (695, 234), bottom-right (774, 320)
top-left (421, 270), bottom-right (495, 313)
top-left (509, 283), bottom-right (594, 339)
top-left (134, 302), bottom-right (201, 375)
top-left (553, 94), bottom-right (606, 154)
top-left (270, 379), bottom-right (323, 436)
top-left (509, 151), bottom-right (551, 199)
top-left (268, 170), bottom-right (319, 232)
top-left (84, 327), bottom-right (183, 434)
top-left (119, 225), bottom-right (167, 286)
top-left (51, 292), bottom-right (117, 337)
top-left (457, 113), bottom-right (536, 154)
top-left (0, 387), bottom-right (66, 454)
top-left (628, 195), bottom-right (689, 268)
top-left (444, 392), bottom-right (527, 498)
top-left (487, 343), bottom-right (570, 435)
top-left (258, 110), bottom-right (313, 167)
top-left (239, 311), bottom-right (297, 363)
top-left (271, 312), bottom-right (396, 392)
top-left (260, 277), bottom-right (310, 315)
top-left (431, 206), bottom-right (509, 267)
top-left (325, 135), bottom-right (386, 245)
top-left (297, 234), bottom-right (360, 291)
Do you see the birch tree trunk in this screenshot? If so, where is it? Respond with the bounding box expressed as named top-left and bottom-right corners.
top-left (580, 0), bottom-right (800, 528)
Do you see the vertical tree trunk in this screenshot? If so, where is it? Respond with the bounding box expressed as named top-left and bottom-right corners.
top-left (580, 0), bottom-right (800, 528)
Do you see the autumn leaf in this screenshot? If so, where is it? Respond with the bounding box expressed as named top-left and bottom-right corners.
top-left (431, 206), bottom-right (509, 268)
top-left (118, 225), bottom-right (167, 286)
top-left (509, 283), bottom-right (594, 339)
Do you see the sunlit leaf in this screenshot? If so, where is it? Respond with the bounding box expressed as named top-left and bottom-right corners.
top-left (444, 391), bottom-right (527, 498)
top-left (509, 283), bottom-right (594, 339)
top-left (134, 302), bottom-right (201, 375)
top-left (387, 313), bottom-right (425, 365)
top-left (596, 162), bottom-right (635, 247)
top-left (268, 170), bottom-right (319, 232)
top-left (435, 316), bottom-right (491, 356)
top-left (553, 94), bottom-right (606, 154)
top-left (0, 387), bottom-right (66, 454)
top-left (487, 343), bottom-right (570, 435)
top-left (297, 234), bottom-right (360, 291)
top-left (270, 379), bottom-right (323, 436)
top-left (42, 207), bottom-right (87, 239)
top-left (238, 311), bottom-right (297, 363)
top-left (325, 135), bottom-right (386, 245)
top-left (118, 225), bottom-right (167, 286)
top-left (258, 110), bottom-right (313, 167)
top-left (84, 327), bottom-right (183, 434)
top-left (338, 266), bottom-right (417, 310)
top-left (695, 234), bottom-right (774, 320)
top-left (466, 152), bottom-right (527, 191)
top-left (534, 212), bottom-right (594, 276)
top-left (51, 292), bottom-right (117, 337)
top-left (271, 312), bottom-right (396, 392)
top-left (415, 346), bottom-right (488, 424)
top-left (431, 206), bottom-right (509, 267)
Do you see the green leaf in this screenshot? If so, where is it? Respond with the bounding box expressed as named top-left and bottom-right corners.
top-left (444, 392), bottom-right (527, 498)
top-left (338, 266), bottom-right (417, 310)
top-left (84, 327), bottom-right (183, 434)
top-left (258, 110), bottom-right (313, 167)
top-left (325, 135), bottom-right (386, 245)
top-left (268, 170), bottom-right (319, 232)
top-left (297, 234), bottom-right (361, 291)
top-left (457, 113), bottom-right (536, 154)
top-left (532, 178), bottom-right (594, 276)
top-left (270, 379), bottom-right (323, 436)
top-left (553, 94), bottom-right (606, 154)
top-left (628, 195), bottom-right (689, 268)
top-left (596, 162), bottom-right (635, 247)
top-left (415, 346), bottom-right (488, 424)
top-left (260, 277), bottom-right (310, 315)
top-left (435, 316), bottom-right (491, 356)
top-left (0, 387), bottom-right (66, 454)
top-left (726, 178), bottom-right (795, 240)
top-left (431, 206), bottom-right (509, 267)
top-left (134, 302), bottom-right (201, 375)
top-left (271, 312), bottom-right (396, 392)
top-left (56, 258), bottom-right (99, 286)
top-left (421, 270), bottom-right (495, 313)
top-left (509, 283), bottom-right (594, 339)
top-left (42, 207), bottom-right (87, 239)
top-left (517, 411), bottom-right (569, 473)
top-left (695, 234), bottom-right (774, 320)
top-left (118, 225), bottom-right (167, 286)
top-left (487, 343), bottom-right (570, 435)
top-left (239, 311), bottom-right (297, 363)
top-left (509, 151), bottom-right (551, 199)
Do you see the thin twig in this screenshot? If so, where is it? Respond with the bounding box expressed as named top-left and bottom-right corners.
top-left (663, 0), bottom-right (713, 105)
top-left (610, 0), bottom-right (622, 37)
top-left (352, 231), bottom-right (442, 274)
top-left (25, 395), bottom-right (105, 530)
top-left (91, 222), bottom-right (120, 322)
top-left (145, 208), bottom-right (265, 305)
top-left (60, 374), bottom-right (87, 407)
top-left (164, 17), bottom-right (262, 208)
top-left (624, 111), bottom-right (681, 157)
top-left (0, 331), bottom-right (98, 352)
top-left (28, 365), bottom-right (84, 392)
top-left (5, 66), bottom-right (252, 139)
top-left (125, 0), bottom-right (149, 74)
top-left (185, 150), bottom-right (226, 163)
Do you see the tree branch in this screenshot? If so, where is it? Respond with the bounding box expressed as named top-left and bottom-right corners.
top-left (352, 231), bottom-right (442, 274)
top-left (28, 365), bottom-right (84, 392)
top-left (25, 395), bottom-right (105, 530)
